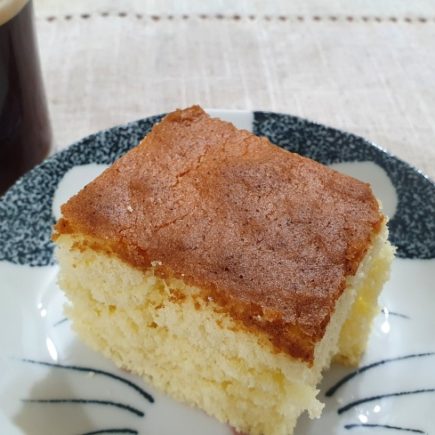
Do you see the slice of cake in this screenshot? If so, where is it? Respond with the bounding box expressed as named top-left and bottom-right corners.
top-left (53, 106), bottom-right (394, 435)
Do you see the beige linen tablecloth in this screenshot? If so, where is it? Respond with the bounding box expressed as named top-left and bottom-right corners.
top-left (35, 0), bottom-right (435, 179)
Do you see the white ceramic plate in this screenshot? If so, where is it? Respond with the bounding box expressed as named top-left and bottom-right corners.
top-left (1, 110), bottom-right (434, 435)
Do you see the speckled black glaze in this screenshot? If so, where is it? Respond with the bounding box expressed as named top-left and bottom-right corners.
top-left (253, 111), bottom-right (435, 259)
top-left (0, 115), bottom-right (163, 266)
top-left (1, 111), bottom-right (434, 266)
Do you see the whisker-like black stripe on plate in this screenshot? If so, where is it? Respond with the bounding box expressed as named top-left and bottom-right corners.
top-left (21, 359), bottom-right (154, 403)
top-left (53, 317), bottom-right (69, 327)
top-left (80, 429), bottom-right (138, 435)
top-left (325, 352), bottom-right (435, 397)
top-left (381, 308), bottom-right (410, 319)
top-left (338, 388), bottom-right (435, 414)
top-left (344, 423), bottom-right (425, 433)
top-left (22, 399), bottom-right (144, 417)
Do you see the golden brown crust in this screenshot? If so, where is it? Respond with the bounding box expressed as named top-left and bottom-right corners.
top-left (54, 105), bottom-right (383, 363)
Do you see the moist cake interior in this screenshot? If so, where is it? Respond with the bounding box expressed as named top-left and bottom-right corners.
top-left (55, 226), bottom-right (393, 435)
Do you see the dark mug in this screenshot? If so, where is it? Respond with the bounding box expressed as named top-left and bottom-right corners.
top-left (0, 0), bottom-right (51, 195)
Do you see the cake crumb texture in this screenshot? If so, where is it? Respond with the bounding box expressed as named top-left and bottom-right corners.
top-left (55, 223), bottom-right (393, 435)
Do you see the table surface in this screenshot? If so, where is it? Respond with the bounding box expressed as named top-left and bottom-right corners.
top-left (34, 0), bottom-right (435, 180)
